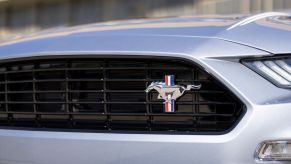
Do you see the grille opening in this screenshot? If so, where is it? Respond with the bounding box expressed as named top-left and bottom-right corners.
top-left (36, 71), bottom-right (65, 79)
top-left (9, 72), bottom-right (32, 81)
top-left (9, 104), bottom-right (34, 112)
top-left (71, 81), bottom-right (103, 90)
top-left (71, 92), bottom-right (103, 102)
top-left (71, 104), bottom-right (104, 113)
top-left (38, 93), bottom-right (66, 102)
top-left (108, 69), bottom-right (146, 79)
top-left (37, 104), bottom-right (66, 113)
top-left (9, 93), bottom-right (33, 101)
top-left (109, 104), bottom-right (146, 113)
top-left (37, 82), bottom-right (66, 91)
top-left (0, 57), bottom-right (245, 134)
top-left (9, 83), bottom-right (32, 91)
top-left (0, 85), bottom-right (4, 92)
top-left (70, 70), bottom-right (103, 79)
top-left (108, 93), bottom-right (146, 102)
top-left (108, 81), bottom-right (145, 90)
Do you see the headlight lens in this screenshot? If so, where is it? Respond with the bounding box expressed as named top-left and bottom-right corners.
top-left (256, 141), bottom-right (291, 161)
top-left (242, 57), bottom-right (291, 88)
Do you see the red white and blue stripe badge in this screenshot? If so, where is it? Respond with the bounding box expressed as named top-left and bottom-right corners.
top-left (146, 74), bottom-right (201, 113)
top-left (164, 75), bottom-right (175, 113)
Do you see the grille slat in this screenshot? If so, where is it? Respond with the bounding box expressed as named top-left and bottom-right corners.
top-left (0, 57), bottom-right (244, 134)
top-left (0, 112), bottom-right (236, 117)
top-left (0, 67), bottom-right (191, 74)
top-left (0, 101), bottom-right (237, 106)
top-left (0, 90), bottom-right (225, 94)
top-left (0, 79), bottom-right (213, 84)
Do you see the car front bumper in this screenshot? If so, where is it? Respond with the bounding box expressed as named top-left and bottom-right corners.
top-left (0, 51), bottom-right (290, 164)
top-left (0, 102), bottom-right (290, 164)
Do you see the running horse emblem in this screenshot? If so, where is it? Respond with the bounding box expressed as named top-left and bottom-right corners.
top-left (145, 75), bottom-right (201, 112)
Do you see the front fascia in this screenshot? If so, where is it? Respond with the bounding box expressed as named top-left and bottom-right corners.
top-left (0, 54), bottom-right (290, 164)
top-left (0, 34), bottom-right (282, 105)
top-left (0, 35), bottom-right (290, 164)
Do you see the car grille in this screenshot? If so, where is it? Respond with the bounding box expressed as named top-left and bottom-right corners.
top-left (0, 57), bottom-right (244, 134)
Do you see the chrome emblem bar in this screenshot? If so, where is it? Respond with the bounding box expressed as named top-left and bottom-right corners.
top-left (145, 75), bottom-right (201, 112)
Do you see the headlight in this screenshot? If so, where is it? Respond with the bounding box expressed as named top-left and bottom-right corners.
top-left (256, 141), bottom-right (291, 161)
top-left (242, 57), bottom-right (291, 88)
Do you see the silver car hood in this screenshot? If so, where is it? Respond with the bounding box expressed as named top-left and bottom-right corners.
top-left (0, 12), bottom-right (290, 59)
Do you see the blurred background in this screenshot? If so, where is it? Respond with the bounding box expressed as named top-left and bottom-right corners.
top-left (0, 0), bottom-right (290, 38)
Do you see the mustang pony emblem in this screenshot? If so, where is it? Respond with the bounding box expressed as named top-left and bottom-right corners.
top-left (145, 75), bottom-right (201, 112)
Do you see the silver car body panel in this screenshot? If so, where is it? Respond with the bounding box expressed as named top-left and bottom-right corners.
top-left (0, 12), bottom-right (290, 164)
top-left (0, 12), bottom-right (289, 54)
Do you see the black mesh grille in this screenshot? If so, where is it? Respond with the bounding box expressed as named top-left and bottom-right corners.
top-left (0, 57), bottom-right (245, 134)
